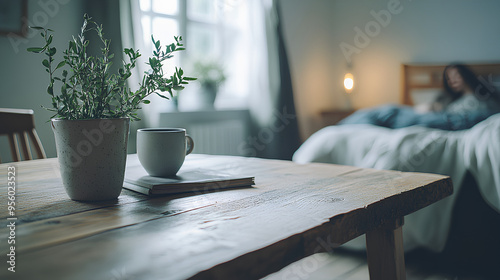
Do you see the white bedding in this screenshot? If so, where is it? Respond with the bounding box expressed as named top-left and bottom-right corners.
top-left (293, 113), bottom-right (500, 252)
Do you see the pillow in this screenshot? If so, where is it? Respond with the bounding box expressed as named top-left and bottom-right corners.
top-left (410, 88), bottom-right (441, 106)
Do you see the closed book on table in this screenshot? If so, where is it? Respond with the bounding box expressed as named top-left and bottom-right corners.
top-left (124, 156), bottom-right (255, 195)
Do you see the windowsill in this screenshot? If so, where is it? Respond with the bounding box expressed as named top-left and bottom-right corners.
top-left (158, 109), bottom-right (250, 124)
top-left (175, 89), bottom-right (249, 112)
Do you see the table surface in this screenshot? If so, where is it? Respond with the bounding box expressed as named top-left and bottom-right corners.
top-left (0, 154), bottom-right (452, 280)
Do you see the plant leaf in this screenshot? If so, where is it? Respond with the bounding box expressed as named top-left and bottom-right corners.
top-left (31, 15), bottom-right (194, 122)
top-left (56, 61), bottom-right (66, 70)
top-left (49, 47), bottom-right (57, 56)
top-left (27, 47), bottom-right (44, 53)
top-left (156, 93), bottom-right (169, 99)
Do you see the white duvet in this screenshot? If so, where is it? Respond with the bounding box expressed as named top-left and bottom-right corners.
top-left (293, 113), bottom-right (500, 252)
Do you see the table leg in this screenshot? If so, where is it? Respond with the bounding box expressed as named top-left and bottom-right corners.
top-left (365, 217), bottom-right (406, 280)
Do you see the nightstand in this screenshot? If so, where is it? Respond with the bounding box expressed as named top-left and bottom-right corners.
top-left (319, 109), bottom-right (355, 127)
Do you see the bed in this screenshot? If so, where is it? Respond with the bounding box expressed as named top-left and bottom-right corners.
top-left (292, 63), bottom-right (500, 256)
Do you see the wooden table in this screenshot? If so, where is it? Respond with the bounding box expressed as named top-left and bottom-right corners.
top-left (0, 154), bottom-right (452, 280)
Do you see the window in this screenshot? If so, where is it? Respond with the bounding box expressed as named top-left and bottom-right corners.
top-left (137, 0), bottom-right (252, 110)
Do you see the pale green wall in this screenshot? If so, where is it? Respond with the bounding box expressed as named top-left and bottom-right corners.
top-left (0, 0), bottom-right (84, 161)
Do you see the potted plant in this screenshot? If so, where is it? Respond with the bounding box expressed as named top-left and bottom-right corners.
top-left (192, 60), bottom-right (226, 109)
top-left (27, 14), bottom-right (195, 201)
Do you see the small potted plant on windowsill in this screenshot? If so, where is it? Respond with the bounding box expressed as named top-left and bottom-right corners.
top-left (27, 14), bottom-right (195, 201)
top-left (192, 59), bottom-right (226, 109)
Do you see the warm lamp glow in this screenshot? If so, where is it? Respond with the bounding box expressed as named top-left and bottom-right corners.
top-left (344, 73), bottom-right (354, 93)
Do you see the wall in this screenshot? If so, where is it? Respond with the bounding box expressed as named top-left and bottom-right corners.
top-left (0, 0), bottom-right (84, 161)
top-left (280, 0), bottom-right (500, 140)
top-left (3, 0), bottom-right (500, 159)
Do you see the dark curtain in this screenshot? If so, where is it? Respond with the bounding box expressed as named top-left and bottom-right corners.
top-left (248, 0), bottom-right (301, 160)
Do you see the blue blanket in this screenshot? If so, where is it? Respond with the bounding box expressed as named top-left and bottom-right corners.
top-left (339, 105), bottom-right (497, 130)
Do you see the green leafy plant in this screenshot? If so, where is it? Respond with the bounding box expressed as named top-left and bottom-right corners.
top-left (192, 59), bottom-right (226, 90)
top-left (27, 14), bottom-right (195, 120)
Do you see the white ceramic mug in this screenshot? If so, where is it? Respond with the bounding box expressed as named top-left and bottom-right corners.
top-left (137, 128), bottom-right (194, 177)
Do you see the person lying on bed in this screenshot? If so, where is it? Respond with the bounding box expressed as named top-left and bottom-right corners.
top-left (339, 63), bottom-right (500, 130)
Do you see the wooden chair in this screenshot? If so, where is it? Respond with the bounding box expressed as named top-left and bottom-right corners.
top-left (0, 108), bottom-right (47, 163)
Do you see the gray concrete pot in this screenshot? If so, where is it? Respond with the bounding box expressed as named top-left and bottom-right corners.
top-left (51, 118), bottom-right (130, 201)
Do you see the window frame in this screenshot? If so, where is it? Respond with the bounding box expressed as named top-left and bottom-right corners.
top-left (137, 0), bottom-right (252, 110)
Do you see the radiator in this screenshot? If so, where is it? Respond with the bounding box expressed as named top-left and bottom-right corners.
top-left (188, 119), bottom-right (245, 155)
top-left (157, 110), bottom-right (250, 156)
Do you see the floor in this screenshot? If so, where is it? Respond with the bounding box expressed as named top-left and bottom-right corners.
top-left (263, 247), bottom-right (499, 280)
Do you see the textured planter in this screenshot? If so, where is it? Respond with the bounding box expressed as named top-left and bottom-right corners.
top-left (51, 118), bottom-right (130, 201)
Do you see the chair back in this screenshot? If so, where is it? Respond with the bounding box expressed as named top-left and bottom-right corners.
top-left (0, 108), bottom-right (47, 163)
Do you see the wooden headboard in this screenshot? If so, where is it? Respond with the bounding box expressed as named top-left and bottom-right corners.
top-left (401, 63), bottom-right (500, 106)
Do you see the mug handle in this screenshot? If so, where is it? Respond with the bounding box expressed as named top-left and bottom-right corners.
top-left (186, 135), bottom-right (194, 155)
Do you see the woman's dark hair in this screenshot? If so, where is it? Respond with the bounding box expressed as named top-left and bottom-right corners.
top-left (442, 63), bottom-right (498, 102)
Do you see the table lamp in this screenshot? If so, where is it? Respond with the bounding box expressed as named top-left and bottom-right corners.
top-left (344, 72), bottom-right (354, 93)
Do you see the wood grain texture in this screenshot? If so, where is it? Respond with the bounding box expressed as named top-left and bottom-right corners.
top-left (366, 218), bottom-right (406, 280)
top-left (0, 108), bottom-right (46, 163)
top-left (0, 154), bottom-right (452, 280)
top-left (19, 132), bottom-right (31, 160)
top-left (319, 110), bottom-right (355, 127)
top-left (28, 129), bottom-right (46, 159)
top-left (7, 133), bottom-right (19, 162)
top-left (401, 63), bottom-right (500, 105)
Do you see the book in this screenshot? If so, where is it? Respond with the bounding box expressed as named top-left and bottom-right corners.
top-left (124, 162), bottom-right (255, 196)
